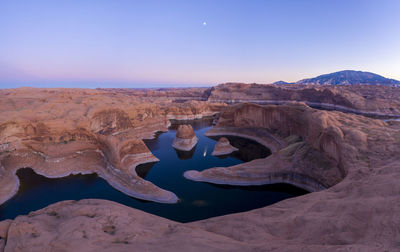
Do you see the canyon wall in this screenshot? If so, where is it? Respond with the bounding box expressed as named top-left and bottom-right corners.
top-left (207, 83), bottom-right (400, 117)
top-left (2, 101), bottom-right (400, 251)
top-left (1, 86), bottom-right (400, 251)
top-left (0, 88), bottom-right (225, 204)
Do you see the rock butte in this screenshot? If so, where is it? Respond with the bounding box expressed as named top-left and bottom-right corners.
top-left (172, 124), bottom-right (198, 151)
top-left (211, 137), bottom-right (238, 156)
top-left (0, 84), bottom-right (400, 251)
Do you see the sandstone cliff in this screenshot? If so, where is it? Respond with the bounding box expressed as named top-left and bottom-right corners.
top-left (0, 88), bottom-right (224, 204)
top-left (207, 83), bottom-right (400, 117)
top-left (2, 102), bottom-right (400, 251)
top-left (1, 87), bottom-right (400, 251)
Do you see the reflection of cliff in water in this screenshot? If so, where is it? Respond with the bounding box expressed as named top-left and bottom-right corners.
top-left (135, 162), bottom-right (156, 179)
top-left (209, 136), bottom-right (271, 162)
top-left (174, 145), bottom-right (196, 160)
top-left (210, 183), bottom-right (309, 194)
top-left (0, 125), bottom-right (307, 223)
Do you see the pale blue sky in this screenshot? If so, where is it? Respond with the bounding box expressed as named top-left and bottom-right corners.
top-left (1, 0), bottom-right (399, 88)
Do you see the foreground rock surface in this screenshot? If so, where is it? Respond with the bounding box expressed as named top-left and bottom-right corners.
top-left (2, 200), bottom-right (250, 252)
top-left (211, 137), bottom-right (238, 156)
top-left (172, 125), bottom-right (198, 151)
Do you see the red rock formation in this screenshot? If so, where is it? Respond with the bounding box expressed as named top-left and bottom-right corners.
top-left (207, 83), bottom-right (400, 117)
top-left (172, 125), bottom-right (198, 151)
top-left (211, 137), bottom-right (238, 156)
top-left (176, 125), bottom-right (196, 138)
top-left (1, 87), bottom-right (400, 251)
top-left (0, 88), bottom-right (224, 204)
top-left (185, 102), bottom-right (348, 191)
top-left (2, 102), bottom-right (400, 251)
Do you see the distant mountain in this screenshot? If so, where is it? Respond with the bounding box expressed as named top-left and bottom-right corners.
top-left (295, 70), bottom-right (400, 86)
top-left (272, 80), bottom-right (293, 85)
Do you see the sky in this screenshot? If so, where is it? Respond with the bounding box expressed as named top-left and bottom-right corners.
top-left (0, 0), bottom-right (399, 88)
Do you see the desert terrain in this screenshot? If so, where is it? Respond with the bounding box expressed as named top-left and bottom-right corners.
top-left (0, 83), bottom-right (399, 251)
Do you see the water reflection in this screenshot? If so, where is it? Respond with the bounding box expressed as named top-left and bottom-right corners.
top-left (0, 120), bottom-right (308, 223)
top-left (174, 146), bottom-right (196, 160)
top-left (135, 162), bottom-right (156, 179)
top-left (209, 136), bottom-right (271, 162)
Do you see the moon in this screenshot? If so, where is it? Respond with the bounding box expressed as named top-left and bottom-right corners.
top-left (203, 21), bottom-right (207, 26)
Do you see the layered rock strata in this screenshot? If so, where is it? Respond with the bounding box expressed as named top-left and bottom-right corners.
top-left (1, 102), bottom-right (400, 250)
top-left (211, 137), bottom-right (238, 156)
top-left (185, 102), bottom-right (371, 192)
top-left (172, 125), bottom-right (198, 151)
top-left (0, 88), bottom-right (225, 204)
top-left (0, 121), bottom-right (178, 204)
top-left (207, 83), bottom-right (400, 117)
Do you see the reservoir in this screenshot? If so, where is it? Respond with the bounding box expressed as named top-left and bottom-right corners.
top-left (0, 119), bottom-right (308, 223)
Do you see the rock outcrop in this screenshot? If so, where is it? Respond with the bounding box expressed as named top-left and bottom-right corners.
top-left (0, 199), bottom-right (252, 252)
top-left (172, 125), bottom-right (198, 151)
top-left (206, 83), bottom-right (400, 117)
top-left (185, 102), bottom-right (347, 191)
top-left (1, 87), bottom-right (400, 251)
top-left (211, 137), bottom-right (238, 156)
top-left (0, 88), bottom-right (225, 205)
top-left (1, 102), bottom-right (400, 250)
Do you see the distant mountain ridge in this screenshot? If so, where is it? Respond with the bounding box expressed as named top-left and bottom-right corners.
top-left (293, 70), bottom-right (400, 86)
top-left (272, 80), bottom-right (293, 85)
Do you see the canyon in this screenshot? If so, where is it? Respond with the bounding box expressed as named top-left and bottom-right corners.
top-left (0, 83), bottom-right (399, 251)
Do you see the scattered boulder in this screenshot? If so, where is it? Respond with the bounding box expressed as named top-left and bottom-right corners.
top-left (172, 125), bottom-right (198, 151)
top-left (211, 137), bottom-right (238, 156)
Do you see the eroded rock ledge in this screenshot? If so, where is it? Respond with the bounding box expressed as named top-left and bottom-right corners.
top-left (207, 83), bottom-right (400, 117)
top-left (1, 88), bottom-right (400, 251)
top-left (2, 104), bottom-right (400, 250)
top-left (0, 123), bottom-right (178, 204)
top-left (0, 88), bottom-right (225, 204)
top-left (185, 102), bottom-right (375, 192)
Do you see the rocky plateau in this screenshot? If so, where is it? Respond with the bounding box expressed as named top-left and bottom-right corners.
top-left (0, 83), bottom-right (400, 251)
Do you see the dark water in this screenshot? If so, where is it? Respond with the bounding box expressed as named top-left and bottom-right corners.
top-left (0, 119), bottom-right (308, 223)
